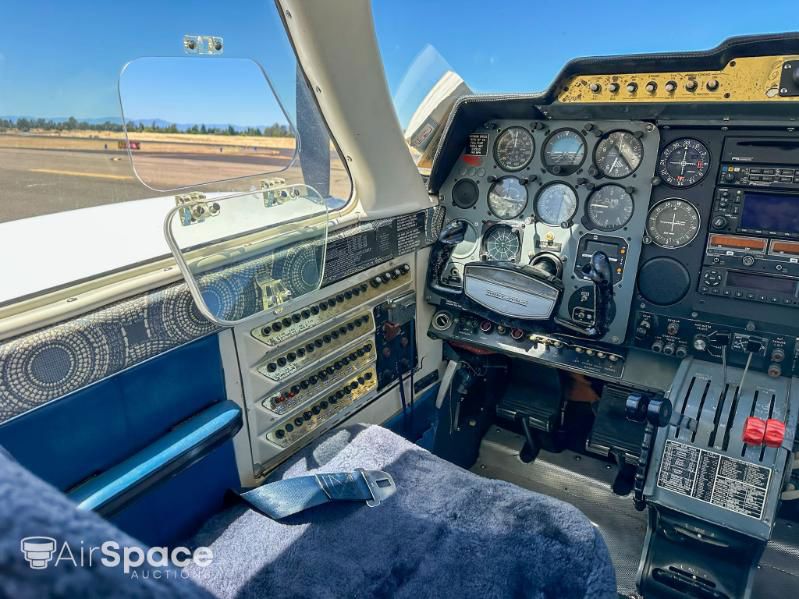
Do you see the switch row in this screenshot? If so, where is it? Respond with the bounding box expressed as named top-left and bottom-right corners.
top-left (258, 313), bottom-right (372, 381)
top-left (252, 263), bottom-right (411, 347)
top-left (263, 341), bottom-right (375, 414)
top-left (268, 368), bottom-right (377, 447)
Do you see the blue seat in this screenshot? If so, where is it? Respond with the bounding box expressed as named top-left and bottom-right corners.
top-left (0, 426), bottom-right (616, 598)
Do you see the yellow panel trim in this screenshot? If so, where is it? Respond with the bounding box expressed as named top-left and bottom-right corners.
top-left (557, 55), bottom-right (799, 104)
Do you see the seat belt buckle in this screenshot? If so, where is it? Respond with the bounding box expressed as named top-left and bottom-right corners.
top-left (357, 468), bottom-right (396, 507)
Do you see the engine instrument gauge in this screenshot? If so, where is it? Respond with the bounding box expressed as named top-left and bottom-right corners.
top-left (586, 185), bottom-right (634, 231)
top-left (483, 225), bottom-right (520, 262)
top-left (657, 138), bottom-right (710, 187)
top-left (488, 176), bottom-right (528, 219)
top-left (494, 126), bottom-right (534, 171)
top-left (452, 179), bottom-right (479, 209)
top-left (594, 130), bottom-right (643, 178)
top-left (542, 129), bottom-right (586, 175)
top-left (535, 183), bottom-right (578, 226)
top-left (646, 198), bottom-right (700, 249)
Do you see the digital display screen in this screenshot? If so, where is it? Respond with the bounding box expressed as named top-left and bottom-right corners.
top-left (740, 192), bottom-right (799, 234)
top-left (726, 270), bottom-right (797, 295)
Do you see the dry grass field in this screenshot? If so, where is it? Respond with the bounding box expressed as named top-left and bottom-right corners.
top-left (0, 129), bottom-right (297, 156)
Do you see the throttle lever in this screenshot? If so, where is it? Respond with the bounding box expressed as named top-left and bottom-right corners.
top-left (626, 393), bottom-right (672, 511)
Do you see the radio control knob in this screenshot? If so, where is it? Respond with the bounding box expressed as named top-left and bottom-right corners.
top-left (711, 216), bottom-right (728, 230)
top-left (771, 348), bottom-right (785, 363)
top-left (742, 255), bottom-right (756, 267)
top-left (662, 343), bottom-right (676, 356)
top-left (666, 321), bottom-right (680, 336)
top-left (768, 363), bottom-right (782, 378)
top-left (479, 320), bottom-right (493, 333)
top-left (685, 80), bottom-right (698, 92)
top-left (651, 340), bottom-right (664, 353)
top-left (608, 82), bottom-right (620, 93)
top-left (664, 80), bottom-right (677, 93)
top-left (675, 346), bottom-right (689, 359)
top-left (645, 81), bottom-right (657, 93)
top-left (724, 173), bottom-right (735, 183)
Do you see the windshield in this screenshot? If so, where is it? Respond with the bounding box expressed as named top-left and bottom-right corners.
top-left (373, 0), bottom-right (797, 169)
top-left (0, 1), bottom-right (352, 304)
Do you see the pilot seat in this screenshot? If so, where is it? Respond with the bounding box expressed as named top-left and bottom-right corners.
top-left (0, 424), bottom-right (615, 598)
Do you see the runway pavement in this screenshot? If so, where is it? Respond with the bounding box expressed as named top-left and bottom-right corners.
top-left (0, 146), bottom-right (300, 222)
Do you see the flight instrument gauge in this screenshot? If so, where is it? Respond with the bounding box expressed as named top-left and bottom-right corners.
top-left (494, 126), bottom-right (534, 171)
top-left (657, 138), bottom-right (710, 187)
top-left (646, 198), bottom-right (700, 249)
top-left (542, 129), bottom-right (586, 175)
top-left (488, 176), bottom-right (528, 219)
top-left (594, 130), bottom-right (643, 178)
top-left (483, 225), bottom-right (520, 262)
top-left (535, 183), bottom-right (578, 226)
top-left (586, 185), bottom-right (634, 231)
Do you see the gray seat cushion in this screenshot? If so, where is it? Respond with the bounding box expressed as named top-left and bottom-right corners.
top-left (185, 425), bottom-right (616, 598)
top-left (0, 447), bottom-right (209, 598)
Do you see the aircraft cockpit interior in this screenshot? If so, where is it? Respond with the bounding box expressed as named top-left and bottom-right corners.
top-left (1, 2), bottom-right (799, 597)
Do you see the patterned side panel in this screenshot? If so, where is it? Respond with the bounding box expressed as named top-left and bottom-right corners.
top-left (0, 284), bottom-right (219, 423)
top-left (0, 208), bottom-right (442, 424)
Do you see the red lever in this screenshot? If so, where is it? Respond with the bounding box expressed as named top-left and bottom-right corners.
top-left (764, 419), bottom-right (786, 448)
top-left (742, 417), bottom-right (766, 445)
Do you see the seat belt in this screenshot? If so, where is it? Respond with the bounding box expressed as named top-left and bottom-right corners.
top-left (240, 468), bottom-right (396, 519)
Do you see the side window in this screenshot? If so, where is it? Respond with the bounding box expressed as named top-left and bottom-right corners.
top-left (0, 2), bottom-right (351, 303)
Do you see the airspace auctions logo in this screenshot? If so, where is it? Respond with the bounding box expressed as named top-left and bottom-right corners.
top-left (20, 536), bottom-right (212, 579)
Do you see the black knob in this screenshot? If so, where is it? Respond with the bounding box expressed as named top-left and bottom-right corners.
top-left (309, 375), bottom-right (319, 384)
top-left (320, 302), bottom-right (328, 311)
top-left (266, 362), bottom-right (277, 372)
top-left (645, 81), bottom-right (657, 93)
top-left (301, 309), bottom-right (310, 319)
top-left (261, 326), bottom-right (271, 336)
top-left (352, 287), bottom-right (361, 296)
top-left (294, 417), bottom-right (304, 427)
top-left (664, 80), bottom-right (677, 93)
top-left (712, 216), bottom-right (728, 230)
top-left (290, 385), bottom-right (300, 394)
top-left (286, 352), bottom-right (296, 362)
top-left (303, 411), bottom-right (312, 421)
top-left (320, 400), bottom-right (329, 409)
top-left (626, 82), bottom-right (638, 93)
top-left (272, 322), bottom-right (282, 331)
top-left (706, 79), bottom-right (719, 91)
top-left (608, 82), bottom-right (619, 93)
top-left (685, 79), bottom-right (698, 92)
top-left (275, 429), bottom-right (285, 439)
top-left (292, 314), bottom-right (301, 323)
top-left (344, 290), bottom-right (352, 299)
top-left (312, 405), bottom-right (321, 415)
top-left (285, 423), bottom-right (294, 432)
top-left (311, 305), bottom-right (320, 315)
top-left (282, 318), bottom-right (292, 327)
top-left (589, 82), bottom-right (601, 93)
top-left (277, 357), bottom-right (287, 367)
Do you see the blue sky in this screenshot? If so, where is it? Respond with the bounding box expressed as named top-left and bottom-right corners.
top-left (1, 1), bottom-right (798, 127)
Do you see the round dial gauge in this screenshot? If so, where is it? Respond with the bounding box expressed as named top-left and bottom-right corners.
top-left (494, 126), bottom-right (535, 171)
top-left (535, 183), bottom-right (578, 226)
top-left (543, 129), bottom-right (586, 175)
top-left (488, 176), bottom-right (528, 219)
top-left (452, 179), bottom-right (479, 209)
top-left (646, 199), bottom-right (700, 249)
top-left (657, 138), bottom-right (710, 187)
top-left (594, 131), bottom-right (644, 178)
top-left (586, 185), bottom-right (634, 231)
top-left (483, 225), bottom-right (520, 262)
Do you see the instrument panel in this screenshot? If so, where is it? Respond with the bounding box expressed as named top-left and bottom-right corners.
top-left (434, 119), bottom-right (660, 345)
top-left (428, 60), bottom-right (799, 380)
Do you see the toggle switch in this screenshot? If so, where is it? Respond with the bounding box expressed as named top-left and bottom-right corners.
top-left (764, 419), bottom-right (785, 448)
top-left (742, 416), bottom-right (766, 445)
